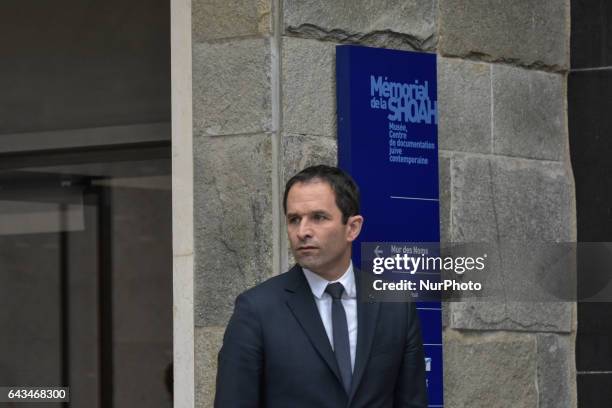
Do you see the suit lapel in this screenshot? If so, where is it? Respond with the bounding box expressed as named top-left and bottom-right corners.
top-left (284, 265), bottom-right (344, 386)
top-left (348, 269), bottom-right (380, 404)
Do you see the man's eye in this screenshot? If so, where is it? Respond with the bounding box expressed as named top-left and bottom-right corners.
top-left (288, 217), bottom-right (300, 224)
top-left (313, 214), bottom-right (326, 221)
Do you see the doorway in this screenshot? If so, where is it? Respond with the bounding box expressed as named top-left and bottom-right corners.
top-left (0, 0), bottom-right (172, 406)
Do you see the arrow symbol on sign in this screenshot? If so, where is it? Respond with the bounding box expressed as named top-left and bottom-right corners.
top-left (374, 245), bottom-right (383, 257)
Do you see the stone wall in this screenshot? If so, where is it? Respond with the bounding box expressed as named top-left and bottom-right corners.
top-left (190, 1), bottom-right (576, 406)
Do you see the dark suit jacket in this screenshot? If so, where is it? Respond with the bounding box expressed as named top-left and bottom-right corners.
top-left (214, 265), bottom-right (428, 408)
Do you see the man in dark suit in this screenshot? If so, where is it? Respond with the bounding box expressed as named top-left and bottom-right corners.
top-left (215, 165), bottom-right (428, 408)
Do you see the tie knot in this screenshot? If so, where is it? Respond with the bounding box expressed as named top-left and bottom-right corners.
top-left (325, 282), bottom-right (345, 300)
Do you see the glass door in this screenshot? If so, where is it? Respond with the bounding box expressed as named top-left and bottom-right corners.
top-left (0, 144), bottom-right (172, 407)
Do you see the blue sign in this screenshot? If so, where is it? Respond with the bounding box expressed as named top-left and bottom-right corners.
top-left (336, 45), bottom-right (443, 407)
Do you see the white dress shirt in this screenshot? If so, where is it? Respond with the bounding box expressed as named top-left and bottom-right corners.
top-left (302, 262), bottom-right (358, 372)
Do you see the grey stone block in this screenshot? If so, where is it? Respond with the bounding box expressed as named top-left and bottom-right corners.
top-left (492, 65), bottom-right (567, 161)
top-left (452, 156), bottom-right (574, 242)
top-left (281, 133), bottom-right (337, 186)
top-left (282, 38), bottom-right (336, 138)
top-left (283, 0), bottom-right (436, 50)
top-left (192, 0), bottom-right (271, 42)
top-left (438, 57), bottom-right (492, 153)
top-left (441, 302), bottom-right (450, 328)
top-left (537, 333), bottom-right (576, 408)
top-left (451, 302), bottom-right (572, 332)
top-left (439, 155), bottom-right (451, 243)
top-left (443, 330), bottom-right (538, 407)
top-left (450, 156), bottom-right (497, 242)
top-left (491, 157), bottom-right (574, 241)
top-left (193, 39), bottom-right (271, 137)
top-left (195, 326), bottom-right (225, 408)
top-left (439, 0), bottom-right (569, 69)
top-left (450, 156), bottom-right (574, 331)
top-left (194, 134), bottom-right (273, 326)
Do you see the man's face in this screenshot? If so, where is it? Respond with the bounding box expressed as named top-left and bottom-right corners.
top-left (285, 179), bottom-right (362, 280)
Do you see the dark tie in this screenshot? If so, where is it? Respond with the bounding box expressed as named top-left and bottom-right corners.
top-left (325, 282), bottom-right (352, 395)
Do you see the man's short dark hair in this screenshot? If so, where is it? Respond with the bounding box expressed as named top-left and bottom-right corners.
top-left (283, 165), bottom-right (360, 224)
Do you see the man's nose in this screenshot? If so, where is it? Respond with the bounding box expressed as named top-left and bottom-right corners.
top-left (297, 219), bottom-right (313, 240)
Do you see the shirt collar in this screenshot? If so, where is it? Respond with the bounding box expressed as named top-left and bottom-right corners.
top-left (302, 261), bottom-right (356, 300)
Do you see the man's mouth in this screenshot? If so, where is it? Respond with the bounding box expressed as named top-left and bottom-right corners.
top-left (298, 246), bottom-right (318, 251)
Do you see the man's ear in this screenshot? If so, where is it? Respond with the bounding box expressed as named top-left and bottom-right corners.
top-left (345, 215), bottom-right (364, 242)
